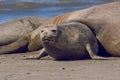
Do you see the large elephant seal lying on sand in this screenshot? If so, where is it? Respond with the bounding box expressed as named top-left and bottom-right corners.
top-left (0, 2), bottom-right (120, 59)
top-left (0, 16), bottom-right (48, 53)
top-left (31, 22), bottom-right (102, 60)
top-left (0, 16), bottom-right (48, 46)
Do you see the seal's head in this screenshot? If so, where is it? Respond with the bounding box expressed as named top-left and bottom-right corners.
top-left (40, 24), bottom-right (60, 44)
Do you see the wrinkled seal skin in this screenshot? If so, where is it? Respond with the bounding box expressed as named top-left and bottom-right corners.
top-left (0, 16), bottom-right (48, 46)
top-left (37, 22), bottom-right (99, 60)
top-left (0, 2), bottom-right (120, 58)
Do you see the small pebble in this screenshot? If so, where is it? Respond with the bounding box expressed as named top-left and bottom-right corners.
top-left (26, 72), bottom-right (31, 74)
top-left (5, 78), bottom-right (7, 80)
top-left (62, 67), bottom-right (65, 70)
top-left (23, 56), bottom-right (26, 57)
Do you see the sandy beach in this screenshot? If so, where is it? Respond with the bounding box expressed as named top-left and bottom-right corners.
top-left (0, 52), bottom-right (120, 80)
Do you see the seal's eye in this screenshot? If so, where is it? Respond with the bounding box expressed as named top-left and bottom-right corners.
top-left (41, 30), bottom-right (44, 33)
top-left (51, 29), bottom-right (57, 33)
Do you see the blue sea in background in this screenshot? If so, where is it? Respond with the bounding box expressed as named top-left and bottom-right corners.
top-left (0, 0), bottom-right (119, 23)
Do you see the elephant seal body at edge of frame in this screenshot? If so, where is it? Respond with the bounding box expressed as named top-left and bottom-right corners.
top-left (0, 16), bottom-right (48, 46)
top-left (35, 2), bottom-right (120, 57)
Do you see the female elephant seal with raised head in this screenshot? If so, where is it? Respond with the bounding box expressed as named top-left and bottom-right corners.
top-left (32, 22), bottom-right (101, 60)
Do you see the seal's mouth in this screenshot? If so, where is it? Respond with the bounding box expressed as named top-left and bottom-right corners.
top-left (42, 37), bottom-right (56, 43)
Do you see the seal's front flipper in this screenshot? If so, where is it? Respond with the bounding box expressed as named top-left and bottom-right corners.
top-left (25, 48), bottom-right (48, 60)
top-left (86, 43), bottom-right (113, 60)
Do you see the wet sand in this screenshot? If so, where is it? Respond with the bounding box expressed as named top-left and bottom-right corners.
top-left (0, 52), bottom-right (120, 80)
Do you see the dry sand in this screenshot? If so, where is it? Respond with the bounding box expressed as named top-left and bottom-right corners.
top-left (0, 52), bottom-right (120, 80)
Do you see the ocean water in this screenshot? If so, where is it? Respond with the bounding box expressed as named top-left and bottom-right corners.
top-left (0, 0), bottom-right (119, 23)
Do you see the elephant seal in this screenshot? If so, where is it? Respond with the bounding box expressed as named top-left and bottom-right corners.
top-left (0, 16), bottom-right (48, 46)
top-left (0, 2), bottom-right (120, 59)
top-left (32, 22), bottom-right (100, 60)
top-left (0, 16), bottom-right (48, 53)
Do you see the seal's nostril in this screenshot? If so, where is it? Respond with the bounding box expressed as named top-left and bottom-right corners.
top-left (51, 30), bottom-right (57, 33)
top-left (41, 30), bottom-right (44, 33)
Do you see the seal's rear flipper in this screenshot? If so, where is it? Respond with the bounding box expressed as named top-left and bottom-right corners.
top-left (85, 44), bottom-right (119, 60)
top-left (0, 35), bottom-right (29, 54)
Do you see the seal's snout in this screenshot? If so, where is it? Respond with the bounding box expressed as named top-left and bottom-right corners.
top-left (42, 34), bottom-right (57, 43)
top-left (42, 36), bottom-right (51, 42)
